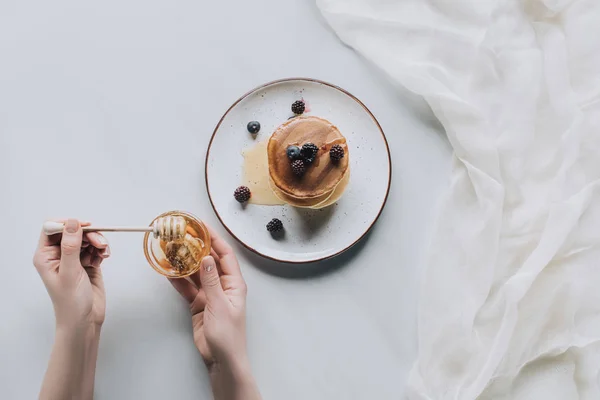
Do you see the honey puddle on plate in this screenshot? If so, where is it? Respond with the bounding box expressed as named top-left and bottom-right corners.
top-left (242, 141), bottom-right (285, 205)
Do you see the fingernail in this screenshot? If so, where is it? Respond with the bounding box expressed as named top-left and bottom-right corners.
top-left (65, 219), bottom-right (79, 233)
top-left (102, 247), bottom-right (111, 258)
top-left (202, 256), bottom-right (215, 272)
top-left (205, 263), bottom-right (213, 272)
top-left (97, 235), bottom-right (108, 245)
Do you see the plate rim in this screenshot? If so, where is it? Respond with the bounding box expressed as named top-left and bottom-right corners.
top-left (205, 77), bottom-right (392, 264)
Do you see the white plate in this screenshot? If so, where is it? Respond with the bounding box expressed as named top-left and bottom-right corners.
top-left (205, 78), bottom-right (391, 263)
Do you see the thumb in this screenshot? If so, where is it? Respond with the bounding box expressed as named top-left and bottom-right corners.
top-left (199, 256), bottom-right (226, 305)
top-left (60, 219), bottom-right (83, 274)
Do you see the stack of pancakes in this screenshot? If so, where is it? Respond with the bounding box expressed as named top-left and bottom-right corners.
top-left (267, 116), bottom-right (350, 209)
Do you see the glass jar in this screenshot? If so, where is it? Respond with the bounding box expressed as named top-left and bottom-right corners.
top-left (143, 210), bottom-right (211, 278)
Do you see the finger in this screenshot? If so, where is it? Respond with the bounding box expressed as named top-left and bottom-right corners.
top-left (91, 255), bottom-right (103, 268)
top-left (49, 218), bottom-right (92, 226)
top-left (168, 277), bottom-right (198, 304)
top-left (98, 246), bottom-right (111, 259)
top-left (205, 224), bottom-right (234, 258)
top-left (38, 230), bottom-right (61, 248)
top-left (33, 246), bottom-right (60, 276)
top-left (85, 232), bottom-right (109, 249)
top-left (34, 227), bottom-right (59, 273)
top-left (208, 249), bottom-right (225, 275)
top-left (216, 253), bottom-right (241, 277)
top-left (190, 289), bottom-right (207, 314)
top-left (38, 218), bottom-right (91, 251)
top-left (59, 219), bottom-right (83, 275)
top-left (45, 247), bottom-right (61, 262)
top-left (190, 271), bottom-right (202, 288)
top-left (83, 248), bottom-right (105, 268)
top-left (199, 256), bottom-right (227, 305)
top-left (81, 251), bottom-right (93, 267)
top-left (205, 225), bottom-right (241, 277)
top-left (85, 232), bottom-right (111, 258)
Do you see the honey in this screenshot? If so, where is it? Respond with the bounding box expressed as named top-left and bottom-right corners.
top-left (143, 211), bottom-right (211, 278)
top-left (242, 141), bottom-right (285, 206)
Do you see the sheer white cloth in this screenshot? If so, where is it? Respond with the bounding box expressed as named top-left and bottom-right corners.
top-left (318, 0), bottom-right (600, 398)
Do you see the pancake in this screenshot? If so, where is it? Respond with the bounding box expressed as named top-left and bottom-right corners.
top-left (269, 177), bottom-right (332, 207)
top-left (268, 168), bottom-right (350, 209)
top-left (267, 116), bottom-right (349, 206)
top-left (309, 167), bottom-right (350, 209)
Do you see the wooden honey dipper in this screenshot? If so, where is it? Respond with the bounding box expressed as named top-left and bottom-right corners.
top-left (42, 216), bottom-right (187, 242)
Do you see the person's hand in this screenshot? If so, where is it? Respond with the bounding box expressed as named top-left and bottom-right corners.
top-left (34, 218), bottom-right (111, 400)
top-left (169, 225), bottom-right (248, 369)
top-left (33, 218), bottom-right (111, 331)
top-left (169, 225), bottom-right (261, 400)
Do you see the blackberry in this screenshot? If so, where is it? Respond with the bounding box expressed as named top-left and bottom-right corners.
top-left (286, 145), bottom-right (301, 160)
top-left (266, 218), bottom-right (284, 232)
top-left (233, 186), bottom-right (251, 203)
top-left (329, 144), bottom-right (345, 161)
top-left (291, 100), bottom-right (305, 115)
top-left (301, 143), bottom-right (318, 164)
top-left (247, 121), bottom-right (260, 134)
top-left (291, 159), bottom-right (306, 176)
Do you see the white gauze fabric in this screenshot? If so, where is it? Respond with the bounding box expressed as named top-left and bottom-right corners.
top-left (317, 0), bottom-right (600, 399)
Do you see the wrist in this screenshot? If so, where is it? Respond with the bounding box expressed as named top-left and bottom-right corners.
top-left (209, 354), bottom-right (260, 400)
top-left (209, 353), bottom-right (252, 381)
top-left (56, 323), bottom-right (101, 345)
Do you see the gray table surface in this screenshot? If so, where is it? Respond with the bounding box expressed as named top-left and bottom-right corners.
top-left (0, 1), bottom-right (451, 398)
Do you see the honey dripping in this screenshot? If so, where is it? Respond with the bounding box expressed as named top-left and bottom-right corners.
top-left (160, 224), bottom-right (206, 274)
